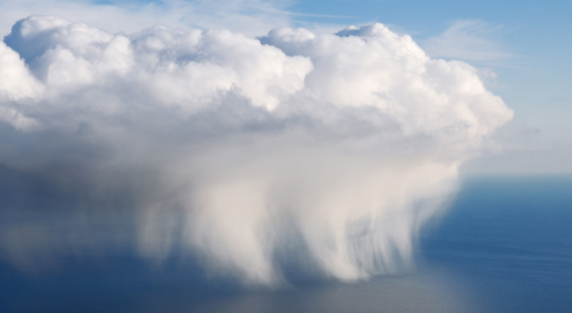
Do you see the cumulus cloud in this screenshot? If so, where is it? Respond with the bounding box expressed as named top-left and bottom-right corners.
top-left (0, 16), bottom-right (512, 285)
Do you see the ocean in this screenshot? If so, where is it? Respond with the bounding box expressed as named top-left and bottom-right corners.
top-left (1, 176), bottom-right (571, 312)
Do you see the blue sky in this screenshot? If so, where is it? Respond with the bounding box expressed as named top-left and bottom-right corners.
top-left (0, 0), bottom-right (570, 174)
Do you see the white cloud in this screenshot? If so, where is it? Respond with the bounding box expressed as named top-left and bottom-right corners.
top-left (0, 16), bottom-right (512, 284)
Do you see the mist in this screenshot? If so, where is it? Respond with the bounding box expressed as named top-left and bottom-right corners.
top-left (0, 16), bottom-right (512, 285)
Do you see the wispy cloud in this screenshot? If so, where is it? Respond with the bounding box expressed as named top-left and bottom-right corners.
top-left (0, 0), bottom-right (297, 36)
top-left (422, 20), bottom-right (514, 62)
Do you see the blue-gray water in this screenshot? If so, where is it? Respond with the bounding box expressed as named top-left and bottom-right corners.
top-left (1, 176), bottom-right (571, 312)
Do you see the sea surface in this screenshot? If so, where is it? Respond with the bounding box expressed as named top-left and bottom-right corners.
top-left (1, 176), bottom-right (571, 312)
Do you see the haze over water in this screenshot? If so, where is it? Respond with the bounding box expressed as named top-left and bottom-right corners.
top-left (2, 176), bottom-right (571, 313)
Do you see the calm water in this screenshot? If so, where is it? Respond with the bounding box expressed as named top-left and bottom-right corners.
top-left (1, 176), bottom-right (571, 312)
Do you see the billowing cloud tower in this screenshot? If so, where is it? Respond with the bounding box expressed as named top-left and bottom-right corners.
top-left (0, 16), bottom-right (512, 285)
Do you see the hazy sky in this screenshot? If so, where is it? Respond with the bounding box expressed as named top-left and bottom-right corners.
top-left (1, 0), bottom-right (568, 174)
